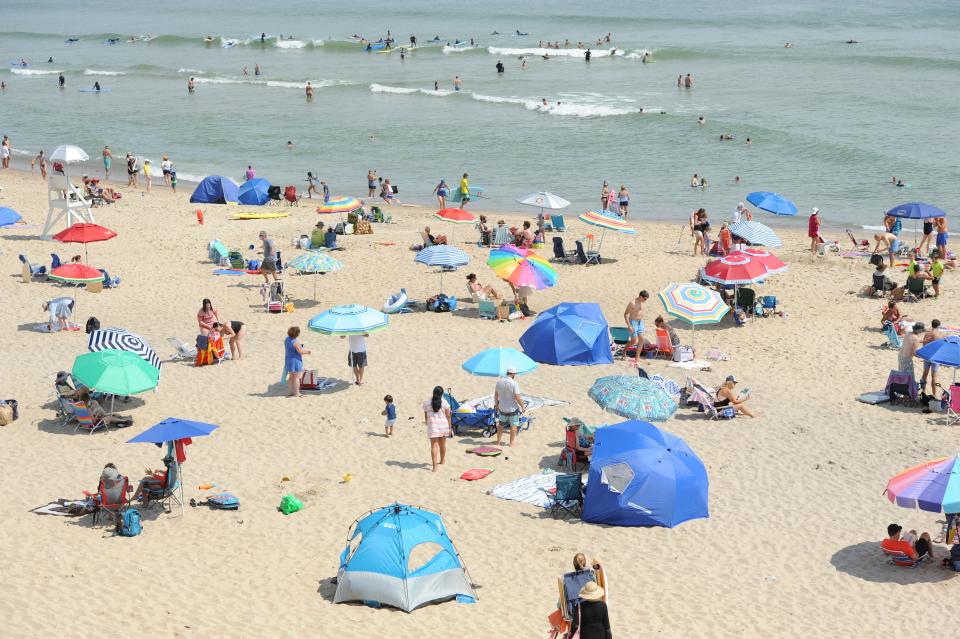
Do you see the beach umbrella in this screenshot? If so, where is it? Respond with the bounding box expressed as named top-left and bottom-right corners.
top-left (88, 328), bottom-right (161, 374)
top-left (434, 208), bottom-right (476, 224)
top-left (316, 197), bottom-right (363, 215)
top-left (659, 283), bottom-right (729, 349)
top-left (237, 178), bottom-right (272, 205)
top-left (415, 245), bottom-right (469, 293)
top-left (885, 455), bottom-right (960, 513)
top-left (578, 210), bottom-right (637, 255)
top-left (487, 244), bottom-right (557, 290)
top-left (886, 202), bottom-right (947, 245)
top-left (127, 417), bottom-right (219, 444)
top-left (72, 349), bottom-right (160, 397)
top-left (288, 249), bottom-right (343, 300)
top-left (917, 336), bottom-right (960, 384)
top-left (729, 220), bottom-right (781, 248)
top-left (0, 206), bottom-right (22, 228)
top-left (516, 191), bottom-right (570, 219)
top-left (746, 191), bottom-right (797, 216)
top-left (308, 304), bottom-right (388, 336)
top-left (519, 302), bottom-right (613, 366)
top-left (582, 419), bottom-right (708, 528)
top-left (588, 375), bottom-right (678, 422)
top-left (52, 223), bottom-right (117, 262)
top-left (462, 347), bottom-right (538, 377)
top-left (49, 144), bottom-right (89, 164)
top-left (738, 247), bottom-right (787, 274)
top-left (49, 263), bottom-right (104, 284)
top-left (700, 252), bottom-right (771, 286)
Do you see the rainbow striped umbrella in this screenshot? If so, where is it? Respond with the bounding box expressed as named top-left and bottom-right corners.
top-left (316, 197), bottom-right (363, 215)
top-left (659, 283), bottom-right (729, 349)
top-left (487, 244), bottom-right (557, 290)
top-left (578, 210), bottom-right (637, 235)
top-left (885, 455), bottom-right (960, 513)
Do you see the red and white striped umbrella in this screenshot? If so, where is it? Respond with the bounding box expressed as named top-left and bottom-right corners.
top-left (738, 247), bottom-right (787, 275)
top-left (700, 251), bottom-right (770, 285)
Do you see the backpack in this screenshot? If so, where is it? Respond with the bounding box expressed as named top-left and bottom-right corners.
top-left (207, 493), bottom-right (239, 510)
top-left (85, 317), bottom-right (100, 334)
top-left (117, 508), bottom-right (142, 537)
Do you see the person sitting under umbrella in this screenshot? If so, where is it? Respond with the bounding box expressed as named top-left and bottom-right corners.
top-left (131, 455), bottom-right (174, 504)
top-left (424, 225), bottom-right (447, 245)
top-left (567, 419), bottom-right (593, 460)
top-left (466, 273), bottom-right (509, 321)
top-left (881, 523), bottom-right (935, 564)
top-left (715, 375), bottom-right (756, 417)
top-left (74, 388), bottom-right (133, 426)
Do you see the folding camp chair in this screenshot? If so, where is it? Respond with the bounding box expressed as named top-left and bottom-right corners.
top-left (947, 384), bottom-right (960, 426)
top-left (846, 229), bottom-right (871, 250)
top-left (886, 369), bottom-right (918, 404)
top-left (760, 295), bottom-right (778, 316)
top-left (444, 389), bottom-right (497, 436)
top-left (50, 254), bottom-right (63, 269)
top-left (478, 300), bottom-right (499, 320)
top-left (904, 276), bottom-right (930, 302)
top-left (142, 460), bottom-right (182, 513)
top-left (882, 322), bottom-right (902, 349)
top-left (558, 428), bottom-right (590, 471)
top-left (881, 546), bottom-right (922, 567)
top-left (89, 475), bottom-right (130, 527)
top-left (542, 473), bottom-right (583, 519)
top-left (575, 240), bottom-right (600, 266)
top-left (19, 254), bottom-right (46, 278)
top-left (98, 269), bottom-right (121, 288)
top-left (551, 237), bottom-right (577, 263)
top-left (654, 327), bottom-right (674, 359)
top-left (492, 225), bottom-right (512, 246)
top-left (684, 378), bottom-right (735, 420)
top-left (167, 337), bottom-right (198, 361)
top-left (735, 288), bottom-right (756, 316)
top-left (550, 215), bottom-right (567, 232)
top-left (71, 401), bottom-right (106, 434)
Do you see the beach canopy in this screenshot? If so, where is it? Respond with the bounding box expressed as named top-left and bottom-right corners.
top-left (917, 336), bottom-right (960, 368)
top-left (578, 210), bottom-right (637, 235)
top-left (885, 455), bottom-right (960, 513)
top-left (49, 144), bottom-right (89, 163)
top-left (885, 202), bottom-right (946, 220)
top-left (487, 244), bottom-right (557, 290)
top-left (582, 419), bottom-right (709, 528)
top-left (588, 375), bottom-right (678, 422)
top-left (88, 327), bottom-right (161, 372)
top-left (746, 191), bottom-right (797, 216)
top-left (0, 206), bottom-right (23, 227)
top-left (237, 178), bottom-right (272, 205)
top-left (729, 220), bottom-right (781, 247)
top-left (127, 417), bottom-right (218, 444)
top-left (701, 252), bottom-right (772, 286)
top-left (516, 191), bottom-right (570, 211)
top-left (316, 197), bottom-right (363, 215)
top-left (519, 302), bottom-right (613, 366)
top-left (308, 304), bottom-right (388, 336)
top-left (334, 503), bottom-right (477, 612)
top-left (49, 263), bottom-right (104, 284)
top-left (434, 208), bottom-right (476, 224)
top-left (190, 176), bottom-right (239, 204)
top-left (72, 349), bottom-right (160, 396)
top-left (462, 347), bottom-right (538, 377)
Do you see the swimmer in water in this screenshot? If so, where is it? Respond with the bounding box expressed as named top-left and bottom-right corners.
top-left (745, 138), bottom-right (752, 146)
top-left (93, 81), bottom-right (101, 91)
top-left (720, 134), bottom-right (735, 141)
top-left (521, 57), bottom-right (527, 69)
top-left (48, 57), bottom-right (53, 63)
top-left (542, 53), bottom-right (550, 60)
top-left (434, 81), bottom-right (439, 90)
top-left (735, 176), bottom-right (741, 184)
top-left (453, 75), bottom-right (462, 91)
top-left (784, 42), bottom-right (793, 48)
top-left (58, 73), bottom-right (65, 88)
top-left (188, 77), bottom-right (195, 93)
top-left (697, 116), bottom-right (705, 125)
top-left (585, 49), bottom-right (592, 61)
top-left (261, 33), bottom-right (266, 42)
top-left (541, 98), bottom-right (548, 107)
top-left (242, 66), bottom-right (248, 76)
top-left (642, 52), bottom-right (650, 63)
top-left (305, 81), bottom-right (313, 98)
top-left (845, 39), bottom-right (858, 44)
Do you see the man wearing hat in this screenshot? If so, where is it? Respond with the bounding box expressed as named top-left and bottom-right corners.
top-left (568, 580), bottom-right (611, 638)
top-left (494, 368), bottom-right (526, 447)
top-left (897, 322), bottom-right (925, 376)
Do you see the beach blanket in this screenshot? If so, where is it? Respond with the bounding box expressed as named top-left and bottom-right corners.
top-left (464, 394), bottom-right (566, 412)
top-left (488, 470), bottom-right (558, 508)
top-left (840, 251), bottom-right (871, 259)
top-left (213, 269), bottom-right (245, 276)
top-left (31, 499), bottom-right (93, 516)
top-left (668, 359), bottom-right (713, 371)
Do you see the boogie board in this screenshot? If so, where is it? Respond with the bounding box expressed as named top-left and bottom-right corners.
top-left (378, 45), bottom-right (416, 54)
top-left (231, 212), bottom-right (289, 220)
top-left (79, 88), bottom-right (112, 92)
top-left (448, 186), bottom-right (485, 202)
top-left (222, 39), bottom-right (238, 49)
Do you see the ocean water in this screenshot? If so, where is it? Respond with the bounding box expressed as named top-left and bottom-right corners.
top-left (1, 0), bottom-right (958, 226)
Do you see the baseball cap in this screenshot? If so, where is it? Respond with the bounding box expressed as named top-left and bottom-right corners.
top-left (725, 375), bottom-right (738, 383)
top-left (506, 368), bottom-right (517, 375)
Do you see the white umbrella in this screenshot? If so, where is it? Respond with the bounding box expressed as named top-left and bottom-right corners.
top-left (516, 191), bottom-right (571, 212)
top-left (49, 144), bottom-right (90, 163)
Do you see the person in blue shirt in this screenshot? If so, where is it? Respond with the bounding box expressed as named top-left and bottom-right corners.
top-left (382, 394), bottom-right (397, 437)
top-left (284, 326), bottom-right (310, 397)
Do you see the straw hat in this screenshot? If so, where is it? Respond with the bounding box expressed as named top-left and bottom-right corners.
top-left (578, 581), bottom-right (604, 601)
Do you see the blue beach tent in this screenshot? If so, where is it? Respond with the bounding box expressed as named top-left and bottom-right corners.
top-left (519, 302), bottom-right (613, 366)
top-left (238, 178), bottom-right (272, 205)
top-left (190, 176), bottom-right (239, 204)
top-left (582, 420), bottom-right (709, 528)
top-left (333, 503), bottom-right (477, 612)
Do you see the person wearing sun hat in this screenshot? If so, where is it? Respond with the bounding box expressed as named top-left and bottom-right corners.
top-left (569, 580), bottom-right (611, 639)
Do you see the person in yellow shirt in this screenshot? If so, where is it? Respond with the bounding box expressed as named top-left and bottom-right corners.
top-left (459, 173), bottom-right (470, 208)
top-left (929, 251), bottom-right (945, 297)
top-left (142, 158), bottom-right (152, 193)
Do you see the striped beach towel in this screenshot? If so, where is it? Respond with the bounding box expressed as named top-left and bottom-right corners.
top-left (488, 470), bottom-right (558, 508)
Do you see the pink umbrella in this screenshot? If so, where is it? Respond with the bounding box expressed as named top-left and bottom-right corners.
top-left (701, 252), bottom-right (769, 285)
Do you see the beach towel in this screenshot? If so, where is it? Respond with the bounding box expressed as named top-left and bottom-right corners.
top-left (461, 468), bottom-right (494, 481)
top-left (668, 359), bottom-right (713, 371)
top-left (464, 394), bottom-right (566, 413)
top-left (650, 375), bottom-right (683, 399)
top-left (213, 269), bottom-right (245, 276)
top-left (489, 470), bottom-right (558, 508)
top-left (31, 499), bottom-right (93, 516)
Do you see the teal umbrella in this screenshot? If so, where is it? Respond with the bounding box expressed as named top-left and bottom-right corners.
top-left (462, 347), bottom-right (538, 377)
top-left (588, 375), bottom-right (677, 422)
top-left (308, 304), bottom-right (389, 336)
top-left (288, 249), bottom-right (343, 300)
top-left (72, 349), bottom-right (160, 411)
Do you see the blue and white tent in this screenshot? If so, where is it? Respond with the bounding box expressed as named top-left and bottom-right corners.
top-left (334, 503), bottom-right (476, 612)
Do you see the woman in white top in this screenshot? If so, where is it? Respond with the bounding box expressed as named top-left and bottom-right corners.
top-left (423, 386), bottom-right (452, 472)
top-left (160, 155), bottom-right (173, 186)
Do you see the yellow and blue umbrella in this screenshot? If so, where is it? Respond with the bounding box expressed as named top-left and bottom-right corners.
top-left (308, 304), bottom-right (388, 336)
top-left (588, 375), bottom-right (677, 422)
top-left (659, 283), bottom-right (729, 349)
top-left (462, 347), bottom-right (538, 377)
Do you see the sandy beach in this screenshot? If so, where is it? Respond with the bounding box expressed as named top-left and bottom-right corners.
top-left (1, 167), bottom-right (958, 638)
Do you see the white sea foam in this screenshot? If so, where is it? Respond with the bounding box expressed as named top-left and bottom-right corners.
top-left (370, 83), bottom-right (452, 96)
top-left (442, 45), bottom-right (478, 54)
top-left (178, 68), bottom-right (203, 73)
top-left (472, 92), bottom-right (642, 118)
top-left (195, 76), bottom-right (349, 89)
top-left (10, 68), bottom-right (62, 75)
top-left (624, 49), bottom-right (655, 59)
top-left (83, 68), bottom-right (125, 76)
top-left (487, 46), bottom-right (624, 58)
top-left (275, 39), bottom-right (306, 49)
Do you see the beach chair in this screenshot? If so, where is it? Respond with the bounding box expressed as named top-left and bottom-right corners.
top-left (575, 240), bottom-right (600, 266)
top-left (558, 428), bottom-right (590, 472)
top-left (760, 295), bottom-right (778, 316)
top-left (444, 390), bottom-right (497, 437)
top-left (551, 215), bottom-right (567, 232)
top-left (904, 276), bottom-right (930, 302)
top-left (881, 546), bottom-right (922, 567)
top-left (167, 337), bottom-right (198, 361)
top-left (283, 185), bottom-right (299, 206)
top-left (886, 369), bottom-right (918, 404)
top-left (684, 380), bottom-right (735, 420)
top-left (947, 384), bottom-right (960, 426)
top-left (71, 401), bottom-right (106, 434)
top-left (551, 237), bottom-right (577, 263)
top-left (542, 473), bottom-right (583, 520)
top-left (881, 322), bottom-right (902, 349)
top-left (478, 300), bottom-right (499, 319)
top-left (194, 334), bottom-right (226, 366)
top-left (98, 269), bottom-right (121, 288)
top-left (142, 461), bottom-right (182, 513)
top-left (50, 254), bottom-right (62, 269)
top-left (89, 475), bottom-right (130, 527)
top-left (18, 254), bottom-right (46, 278)
top-left (492, 225), bottom-right (512, 246)
top-left (654, 327), bottom-right (674, 359)
top-left (558, 568), bottom-right (601, 621)
top-left (735, 288), bottom-right (756, 315)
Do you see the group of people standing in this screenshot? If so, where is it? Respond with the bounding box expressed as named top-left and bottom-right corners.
top-left (599, 181), bottom-right (630, 217)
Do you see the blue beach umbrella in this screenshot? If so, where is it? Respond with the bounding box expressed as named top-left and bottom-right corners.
top-left (581, 419), bottom-right (709, 528)
top-left (415, 245), bottom-right (469, 293)
top-left (237, 178), bottom-right (272, 205)
top-left (917, 336), bottom-right (960, 383)
top-left (588, 375), bottom-right (678, 422)
top-left (886, 202), bottom-right (947, 220)
top-left (746, 191), bottom-right (797, 216)
top-left (519, 302), bottom-right (613, 366)
top-left (127, 417), bottom-right (219, 443)
top-left (308, 304), bottom-right (389, 336)
top-left (0, 206), bottom-right (22, 227)
top-left (462, 347), bottom-right (538, 377)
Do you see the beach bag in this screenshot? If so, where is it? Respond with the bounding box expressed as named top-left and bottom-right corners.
top-left (208, 493), bottom-right (239, 510)
top-left (117, 508), bottom-right (142, 537)
top-left (279, 494), bottom-right (303, 515)
top-left (869, 253), bottom-right (884, 267)
top-left (228, 251), bottom-right (245, 270)
top-left (85, 317), bottom-right (100, 334)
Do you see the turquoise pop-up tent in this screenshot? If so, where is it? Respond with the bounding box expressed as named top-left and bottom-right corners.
top-left (190, 176), bottom-right (239, 204)
top-left (333, 503), bottom-right (476, 612)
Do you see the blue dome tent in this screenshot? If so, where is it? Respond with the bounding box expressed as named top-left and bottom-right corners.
top-left (238, 178), bottom-right (272, 205)
top-left (189, 176), bottom-right (239, 204)
top-left (582, 420), bottom-right (709, 527)
top-left (333, 503), bottom-right (477, 612)
top-left (519, 302), bottom-right (613, 366)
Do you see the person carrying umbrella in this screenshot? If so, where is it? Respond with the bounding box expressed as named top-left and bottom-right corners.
top-left (494, 368), bottom-right (526, 447)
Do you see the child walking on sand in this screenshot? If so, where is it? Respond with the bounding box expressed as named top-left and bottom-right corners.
top-left (382, 395), bottom-right (397, 437)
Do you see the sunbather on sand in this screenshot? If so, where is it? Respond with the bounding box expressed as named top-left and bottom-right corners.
top-left (75, 388), bottom-right (133, 426)
top-left (881, 300), bottom-right (906, 327)
top-left (424, 226), bottom-right (447, 245)
top-left (716, 375), bottom-right (756, 417)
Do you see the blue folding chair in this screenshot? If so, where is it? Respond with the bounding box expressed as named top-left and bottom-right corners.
top-left (19, 254), bottom-right (46, 277)
top-left (551, 215), bottom-right (567, 232)
top-left (50, 254), bottom-right (63, 269)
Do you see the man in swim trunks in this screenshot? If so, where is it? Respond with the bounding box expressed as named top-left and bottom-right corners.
top-left (459, 173), bottom-right (470, 208)
top-left (367, 169), bottom-right (377, 197)
top-left (618, 185), bottom-right (630, 217)
top-left (936, 217), bottom-right (949, 257)
top-left (872, 231), bottom-right (899, 268)
top-left (101, 146), bottom-right (112, 178)
top-left (259, 230), bottom-right (280, 284)
top-left (623, 290), bottom-right (650, 363)
top-left (188, 77), bottom-right (195, 93)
